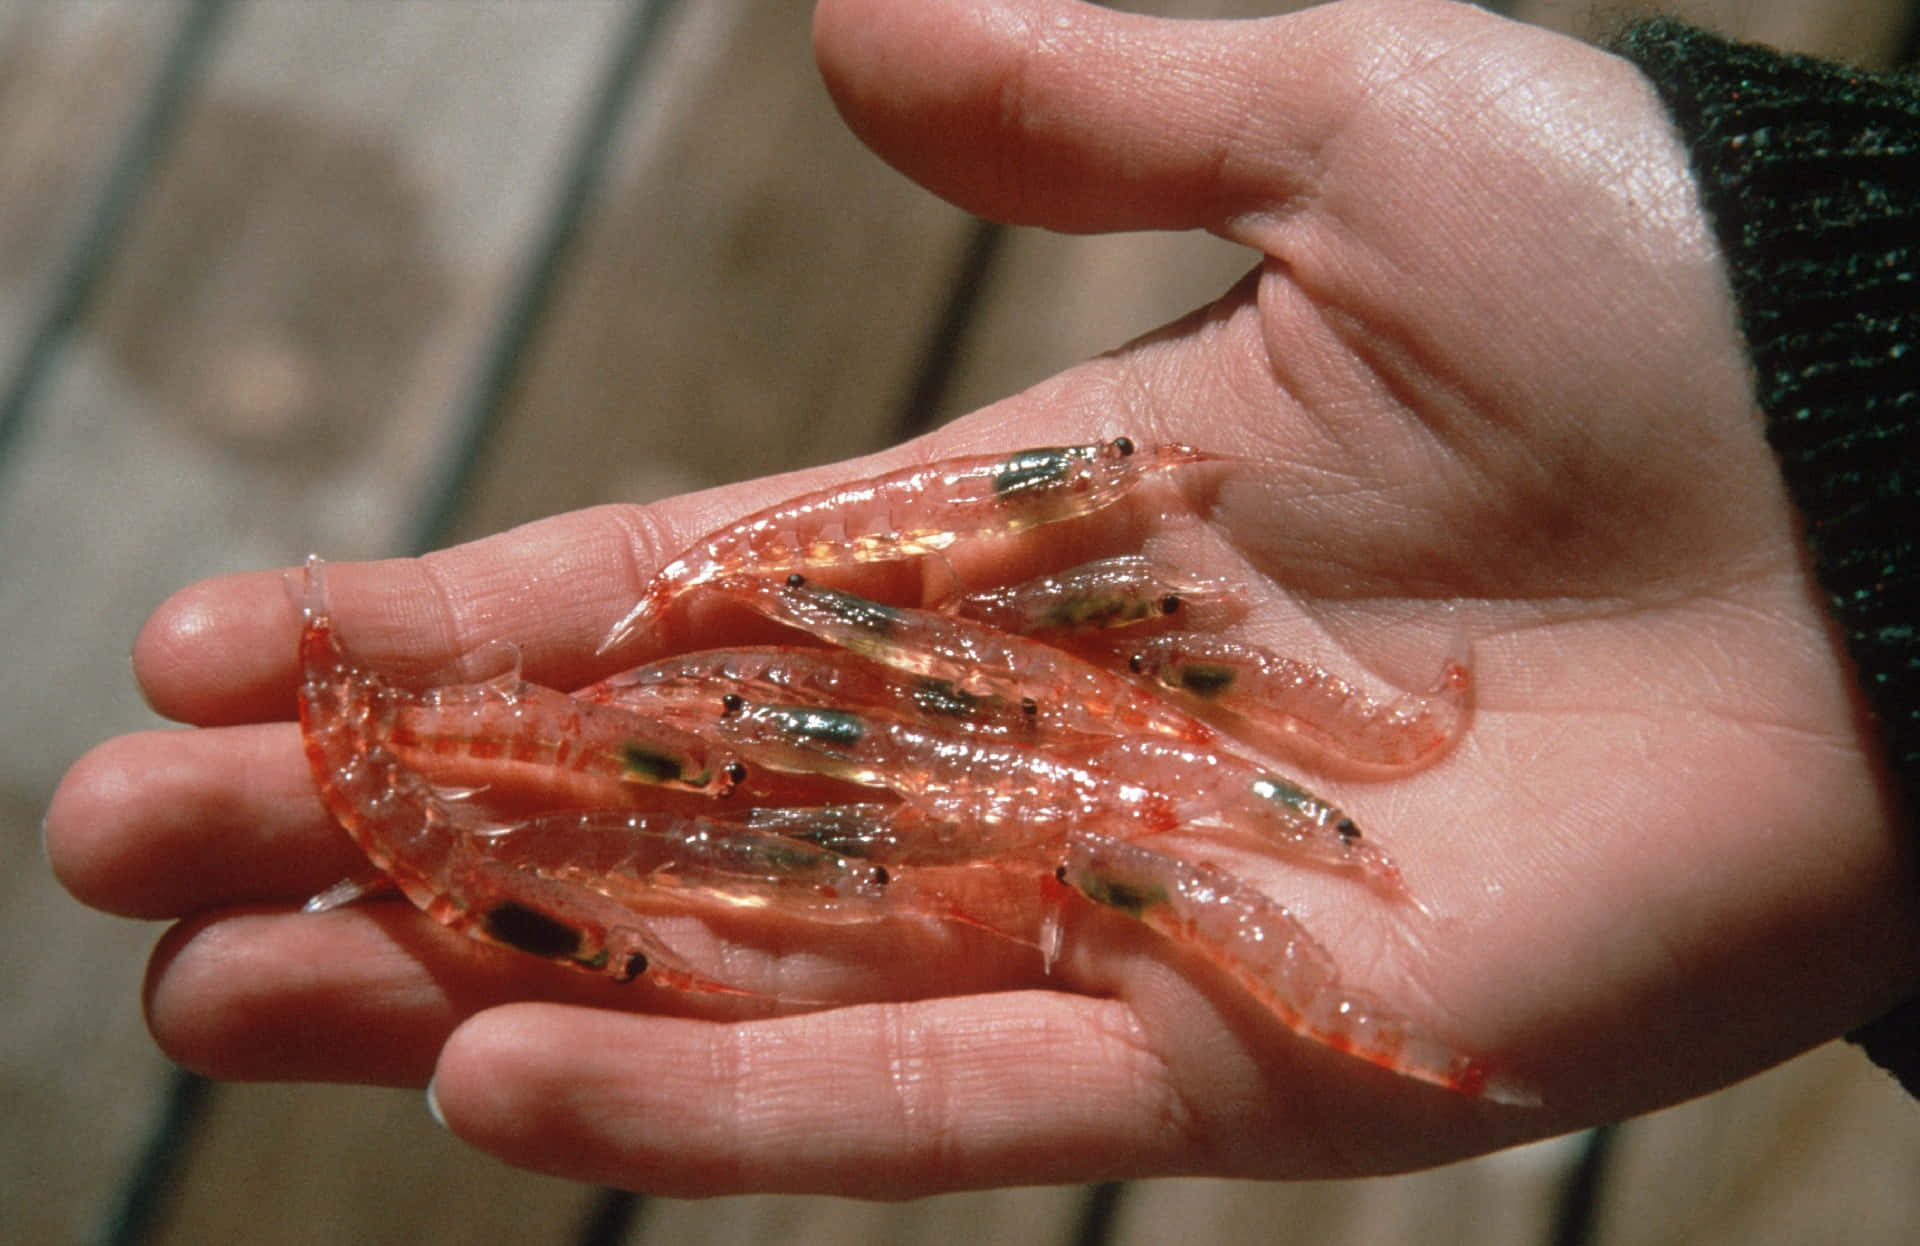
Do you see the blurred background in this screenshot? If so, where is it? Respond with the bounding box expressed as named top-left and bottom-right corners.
top-left (5, 1), bottom-right (1916, 1242)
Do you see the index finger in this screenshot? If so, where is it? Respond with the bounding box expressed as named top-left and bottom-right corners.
top-left (133, 507), bottom-right (644, 726)
top-left (131, 390), bottom-right (1217, 727)
top-left (129, 449), bottom-right (985, 727)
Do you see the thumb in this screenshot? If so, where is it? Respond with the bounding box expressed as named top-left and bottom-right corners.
top-left (812, 0), bottom-right (1362, 234)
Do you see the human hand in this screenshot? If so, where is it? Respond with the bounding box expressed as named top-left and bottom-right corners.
top-left (48, 0), bottom-right (1915, 1195)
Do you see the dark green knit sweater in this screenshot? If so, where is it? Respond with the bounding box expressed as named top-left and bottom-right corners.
top-left (1612, 19), bottom-right (1918, 1096)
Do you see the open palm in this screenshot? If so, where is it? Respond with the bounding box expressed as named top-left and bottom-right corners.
top-left (48, 0), bottom-right (1911, 1195)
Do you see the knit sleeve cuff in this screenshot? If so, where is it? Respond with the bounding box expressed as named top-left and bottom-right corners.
top-left (1611, 19), bottom-right (1920, 1093)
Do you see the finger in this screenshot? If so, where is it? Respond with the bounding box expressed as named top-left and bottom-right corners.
top-left (142, 905), bottom-right (769, 1086)
top-left (431, 993), bottom-right (1199, 1195)
top-left (146, 907), bottom-right (481, 1085)
top-left (47, 725), bottom-right (359, 919)
top-left (813, 0), bottom-right (1374, 234)
top-left (143, 901), bottom-right (1054, 1086)
top-left (130, 390), bottom-right (1250, 728)
top-left (136, 455), bottom-right (1005, 727)
top-left (134, 516), bottom-right (647, 726)
top-left (143, 905), bottom-right (772, 1086)
top-left (430, 967), bottom-right (1532, 1196)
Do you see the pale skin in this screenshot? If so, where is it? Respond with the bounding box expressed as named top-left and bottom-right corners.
top-left (45, 0), bottom-right (1917, 1195)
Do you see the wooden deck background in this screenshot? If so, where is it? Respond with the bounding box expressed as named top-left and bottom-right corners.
top-left (6, 2), bottom-right (1917, 1242)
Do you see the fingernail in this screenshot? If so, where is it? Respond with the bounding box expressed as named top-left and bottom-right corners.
top-left (425, 1075), bottom-right (447, 1130)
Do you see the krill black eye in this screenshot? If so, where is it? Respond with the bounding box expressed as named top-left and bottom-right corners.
top-left (1160, 594), bottom-right (1181, 614)
top-left (1128, 653), bottom-right (1146, 674)
top-left (724, 761), bottom-right (748, 784)
top-left (721, 693), bottom-right (745, 715)
top-left (786, 573), bottom-right (806, 588)
top-left (1112, 436), bottom-right (1135, 456)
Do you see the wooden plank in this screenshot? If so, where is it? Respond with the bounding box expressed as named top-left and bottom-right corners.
top-left (1106, 1138), bottom-right (1584, 1246)
top-left (0, 0), bottom-right (188, 372)
top-left (0, 8), bottom-right (208, 1241)
top-left (146, 1085), bottom-right (591, 1246)
top-left (1100, 1048), bottom-right (1920, 1246)
top-left (69, 0), bottom-right (640, 562)
top-left (442, 0), bottom-right (981, 543)
top-left (627, 1186), bottom-right (1092, 1246)
top-left (1590, 1043), bottom-right (1920, 1246)
top-left (0, 788), bottom-right (187, 1244)
top-left (927, 225), bottom-right (1259, 431)
top-left (3, 1), bottom-right (636, 1242)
